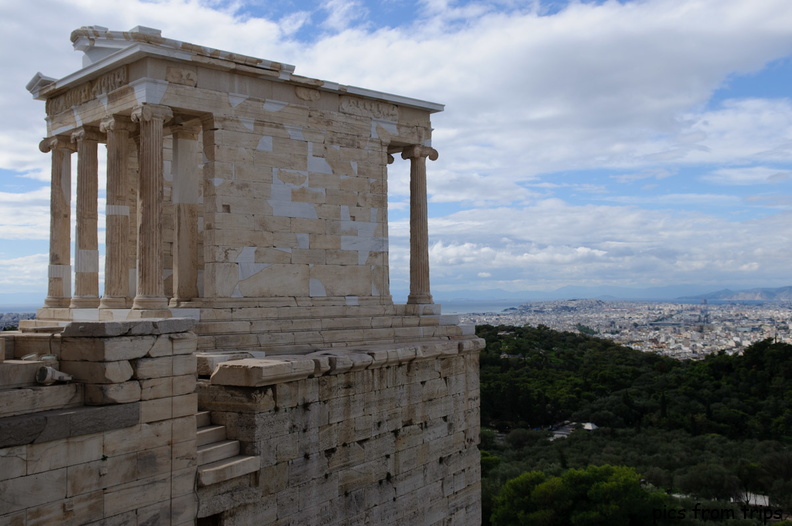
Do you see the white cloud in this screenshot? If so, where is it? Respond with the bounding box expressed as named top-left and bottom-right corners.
top-left (0, 187), bottom-right (52, 240)
top-left (387, 200), bottom-right (792, 292)
top-left (0, 253), bottom-right (49, 289)
top-left (703, 166), bottom-right (792, 186)
top-left (2, 0), bottom-right (792, 299)
top-left (320, 0), bottom-right (368, 31)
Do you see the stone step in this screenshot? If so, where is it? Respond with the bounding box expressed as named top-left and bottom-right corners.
top-left (198, 439), bottom-right (240, 466)
top-left (197, 424), bottom-right (227, 446)
top-left (196, 410), bottom-right (211, 428)
top-left (197, 455), bottom-right (260, 487)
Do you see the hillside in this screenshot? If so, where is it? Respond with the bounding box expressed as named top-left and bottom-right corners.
top-left (478, 324), bottom-right (792, 525)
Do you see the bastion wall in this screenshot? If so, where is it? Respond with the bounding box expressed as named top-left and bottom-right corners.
top-left (0, 321), bottom-right (483, 525)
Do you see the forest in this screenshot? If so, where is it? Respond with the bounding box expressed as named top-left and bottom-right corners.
top-left (477, 324), bottom-right (792, 525)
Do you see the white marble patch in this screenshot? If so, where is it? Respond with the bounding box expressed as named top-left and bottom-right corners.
top-left (257, 136), bottom-right (273, 152)
top-left (371, 118), bottom-right (398, 139)
top-left (130, 78), bottom-right (168, 106)
top-left (307, 143), bottom-right (332, 174)
top-left (229, 93), bottom-right (248, 108)
top-left (76, 249), bottom-right (99, 272)
top-left (236, 246), bottom-right (269, 281)
top-left (310, 278), bottom-right (327, 297)
top-left (48, 264), bottom-right (71, 278)
top-left (240, 117), bottom-right (255, 131)
top-left (285, 125), bottom-right (305, 141)
top-left (269, 171), bottom-right (318, 219)
top-left (341, 212), bottom-right (387, 264)
top-left (296, 233), bottom-right (309, 249)
top-left (263, 100), bottom-right (288, 112)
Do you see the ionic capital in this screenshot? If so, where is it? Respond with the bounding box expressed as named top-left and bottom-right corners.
top-left (131, 104), bottom-right (173, 124)
top-left (39, 136), bottom-right (75, 153)
top-left (387, 153), bottom-right (395, 165)
top-left (100, 115), bottom-right (135, 134)
top-left (71, 126), bottom-right (104, 144)
top-left (401, 145), bottom-right (439, 162)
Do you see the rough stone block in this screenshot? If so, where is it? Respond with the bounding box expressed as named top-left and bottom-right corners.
top-left (173, 393), bottom-right (198, 419)
top-left (0, 445), bottom-right (27, 482)
top-left (140, 398), bottom-right (172, 423)
top-left (196, 351), bottom-right (253, 376)
top-left (146, 334), bottom-right (174, 357)
top-left (132, 356), bottom-right (174, 379)
top-left (174, 354), bottom-right (197, 376)
top-left (210, 358), bottom-right (315, 387)
top-left (0, 384), bottom-right (83, 419)
top-left (103, 474), bottom-right (171, 517)
top-left (139, 377), bottom-right (173, 400)
top-left (0, 468), bottom-right (68, 514)
top-left (59, 360), bottom-right (134, 384)
top-left (0, 360), bottom-right (45, 389)
top-left (26, 434), bottom-right (104, 474)
top-left (173, 374), bottom-right (197, 396)
top-left (84, 381), bottom-right (142, 405)
top-left (60, 336), bottom-right (155, 362)
top-left (170, 332), bottom-right (199, 355)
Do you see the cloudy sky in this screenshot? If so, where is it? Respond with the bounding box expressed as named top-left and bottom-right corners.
top-left (1, 0), bottom-right (792, 304)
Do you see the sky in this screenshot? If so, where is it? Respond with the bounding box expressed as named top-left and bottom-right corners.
top-left (1, 0), bottom-right (792, 305)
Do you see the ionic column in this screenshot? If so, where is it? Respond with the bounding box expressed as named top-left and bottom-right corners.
top-left (131, 104), bottom-right (173, 310)
top-left (70, 126), bottom-right (103, 309)
top-left (171, 123), bottom-right (201, 304)
top-left (401, 145), bottom-right (438, 305)
top-left (40, 137), bottom-right (74, 307)
top-left (99, 116), bottom-right (135, 308)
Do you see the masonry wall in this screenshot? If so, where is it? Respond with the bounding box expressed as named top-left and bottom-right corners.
top-left (0, 319), bottom-right (199, 526)
top-left (197, 339), bottom-right (483, 525)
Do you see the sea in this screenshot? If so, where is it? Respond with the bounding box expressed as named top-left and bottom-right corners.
top-left (437, 300), bottom-right (519, 314)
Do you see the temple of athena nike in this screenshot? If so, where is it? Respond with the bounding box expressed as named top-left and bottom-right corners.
top-left (0, 26), bottom-right (483, 525)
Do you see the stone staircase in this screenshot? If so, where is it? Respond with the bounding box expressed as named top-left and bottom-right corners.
top-left (196, 410), bottom-right (260, 486)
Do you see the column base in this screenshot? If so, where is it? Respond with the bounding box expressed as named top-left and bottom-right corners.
top-left (44, 297), bottom-right (71, 308)
top-left (100, 296), bottom-right (130, 309)
top-left (407, 294), bottom-right (434, 305)
top-left (132, 295), bottom-right (169, 310)
top-left (70, 296), bottom-right (100, 309)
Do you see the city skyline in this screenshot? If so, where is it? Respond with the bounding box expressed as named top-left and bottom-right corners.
top-left (1, 0), bottom-right (792, 305)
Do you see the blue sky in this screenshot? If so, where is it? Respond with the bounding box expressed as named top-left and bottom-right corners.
top-left (1, 0), bottom-right (792, 304)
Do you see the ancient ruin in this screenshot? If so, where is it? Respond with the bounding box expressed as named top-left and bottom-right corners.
top-left (0, 26), bottom-right (484, 524)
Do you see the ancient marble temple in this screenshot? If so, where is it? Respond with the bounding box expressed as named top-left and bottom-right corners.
top-left (4, 26), bottom-right (483, 525)
top-left (26, 25), bottom-right (469, 353)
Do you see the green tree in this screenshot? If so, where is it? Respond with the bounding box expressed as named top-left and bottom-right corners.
top-left (490, 465), bottom-right (666, 526)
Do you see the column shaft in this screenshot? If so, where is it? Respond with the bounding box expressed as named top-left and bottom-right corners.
top-left (70, 127), bottom-right (102, 308)
top-left (171, 124), bottom-right (201, 304)
top-left (131, 104), bottom-right (173, 310)
top-left (100, 116), bottom-right (134, 308)
top-left (41, 137), bottom-right (74, 307)
top-left (402, 145), bottom-right (438, 305)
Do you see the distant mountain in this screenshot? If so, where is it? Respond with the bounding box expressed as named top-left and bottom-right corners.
top-left (679, 286), bottom-right (792, 302)
top-left (433, 284), bottom-right (726, 303)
